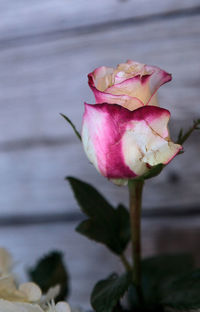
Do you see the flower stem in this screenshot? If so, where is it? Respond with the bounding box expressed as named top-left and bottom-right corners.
top-left (120, 253), bottom-right (132, 272)
top-left (128, 179), bottom-right (144, 301)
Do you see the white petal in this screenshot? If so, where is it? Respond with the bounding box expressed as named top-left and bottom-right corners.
top-left (0, 276), bottom-right (27, 301)
top-left (122, 120), bottom-right (181, 174)
top-left (19, 282), bottom-right (42, 302)
top-left (122, 121), bottom-right (150, 176)
top-left (0, 248), bottom-right (12, 275)
top-left (93, 66), bottom-right (114, 91)
top-left (0, 276), bottom-right (16, 292)
top-left (0, 299), bottom-right (43, 312)
top-left (143, 141), bottom-right (181, 166)
top-left (40, 285), bottom-right (60, 307)
top-left (55, 302), bottom-right (71, 312)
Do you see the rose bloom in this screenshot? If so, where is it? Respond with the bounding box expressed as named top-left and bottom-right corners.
top-left (0, 248), bottom-right (71, 312)
top-left (82, 60), bottom-right (182, 185)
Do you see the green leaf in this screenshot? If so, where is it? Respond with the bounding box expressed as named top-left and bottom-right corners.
top-left (67, 177), bottom-right (130, 255)
top-left (60, 113), bottom-right (81, 141)
top-left (162, 269), bottom-right (200, 309)
top-left (128, 253), bottom-right (194, 309)
top-left (29, 251), bottom-right (69, 301)
top-left (91, 273), bottom-right (131, 312)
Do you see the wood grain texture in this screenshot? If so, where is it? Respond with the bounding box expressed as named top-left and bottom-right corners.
top-left (0, 0), bottom-right (199, 42)
top-left (0, 13), bottom-right (199, 216)
top-left (0, 1), bottom-right (200, 218)
top-left (0, 13), bottom-right (200, 215)
top-left (0, 218), bottom-right (200, 308)
top-left (0, 15), bottom-right (199, 144)
top-left (0, 132), bottom-right (199, 217)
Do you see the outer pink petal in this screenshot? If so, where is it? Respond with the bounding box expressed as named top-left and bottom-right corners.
top-left (82, 102), bottom-right (136, 179)
top-left (82, 103), bottom-right (182, 181)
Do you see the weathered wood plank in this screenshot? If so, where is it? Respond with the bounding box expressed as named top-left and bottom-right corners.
top-left (0, 1), bottom-right (199, 42)
top-left (0, 15), bottom-right (199, 144)
top-left (0, 15), bottom-right (199, 216)
top-left (0, 219), bottom-right (200, 308)
top-left (0, 131), bottom-right (199, 216)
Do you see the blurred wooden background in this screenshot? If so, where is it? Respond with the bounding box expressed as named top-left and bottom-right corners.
top-left (0, 0), bottom-right (200, 309)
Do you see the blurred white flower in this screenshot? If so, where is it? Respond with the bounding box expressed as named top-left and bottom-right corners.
top-left (0, 276), bottom-right (41, 302)
top-left (47, 301), bottom-right (71, 312)
top-left (0, 299), bottom-right (43, 311)
top-left (0, 299), bottom-right (71, 312)
top-left (0, 248), bottom-right (13, 276)
top-left (40, 285), bottom-right (60, 308)
top-left (0, 249), bottom-right (72, 312)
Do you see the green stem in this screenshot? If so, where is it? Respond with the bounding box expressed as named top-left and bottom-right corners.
top-left (177, 119), bottom-right (200, 145)
top-left (128, 179), bottom-right (144, 301)
top-left (120, 253), bottom-right (132, 272)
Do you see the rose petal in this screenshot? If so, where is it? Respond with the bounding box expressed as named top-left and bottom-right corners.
top-left (145, 64), bottom-right (172, 105)
top-left (105, 75), bottom-right (153, 105)
top-left (142, 141), bottom-right (181, 166)
top-left (82, 103), bottom-right (181, 182)
top-left (89, 86), bottom-right (144, 111)
top-left (122, 118), bottom-right (181, 176)
top-left (89, 66), bottom-right (114, 91)
top-left (88, 61), bottom-right (172, 110)
top-left (82, 103), bottom-right (137, 179)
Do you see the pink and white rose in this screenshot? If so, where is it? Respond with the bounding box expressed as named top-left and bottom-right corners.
top-left (83, 61), bottom-right (182, 185)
